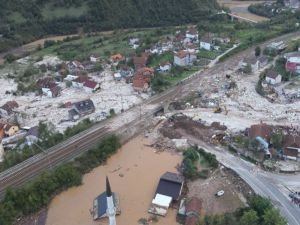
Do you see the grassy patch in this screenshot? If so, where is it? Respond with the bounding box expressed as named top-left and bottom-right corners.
top-left (198, 50), bottom-right (220, 60)
top-left (6, 12), bottom-right (26, 24)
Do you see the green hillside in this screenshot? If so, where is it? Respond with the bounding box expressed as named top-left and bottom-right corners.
top-left (0, 0), bottom-right (219, 53)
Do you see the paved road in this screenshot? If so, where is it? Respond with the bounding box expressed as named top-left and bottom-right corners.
top-left (193, 139), bottom-right (300, 225)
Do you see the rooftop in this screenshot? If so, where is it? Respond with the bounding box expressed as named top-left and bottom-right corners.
top-left (155, 172), bottom-right (184, 200)
top-left (266, 69), bottom-right (280, 79)
top-left (248, 123), bottom-right (272, 140)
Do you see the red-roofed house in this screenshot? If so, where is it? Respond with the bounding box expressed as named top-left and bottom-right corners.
top-left (248, 123), bottom-right (272, 140)
top-left (174, 50), bottom-right (196, 66)
top-left (72, 76), bottom-right (90, 88)
top-left (1, 101), bottom-right (19, 114)
top-left (83, 80), bottom-right (100, 93)
top-left (111, 54), bottom-right (124, 62)
top-left (133, 53), bottom-right (149, 69)
top-left (285, 52), bottom-right (300, 74)
top-left (132, 67), bottom-right (154, 92)
top-left (36, 77), bottom-right (61, 98)
top-left (185, 197), bottom-right (202, 225)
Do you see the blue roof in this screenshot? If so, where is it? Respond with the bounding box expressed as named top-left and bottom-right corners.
top-left (256, 136), bottom-right (269, 149)
top-left (94, 192), bottom-right (117, 220)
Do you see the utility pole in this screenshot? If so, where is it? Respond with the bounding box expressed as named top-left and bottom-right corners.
top-left (33, 142), bottom-right (53, 170)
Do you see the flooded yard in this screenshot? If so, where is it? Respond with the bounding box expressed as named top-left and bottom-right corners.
top-left (46, 136), bottom-right (182, 225)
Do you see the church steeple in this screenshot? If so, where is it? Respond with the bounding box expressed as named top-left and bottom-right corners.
top-left (106, 176), bottom-right (112, 197)
top-left (106, 176), bottom-right (116, 225)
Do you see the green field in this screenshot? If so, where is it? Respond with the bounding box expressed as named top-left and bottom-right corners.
top-left (34, 29), bottom-right (174, 61)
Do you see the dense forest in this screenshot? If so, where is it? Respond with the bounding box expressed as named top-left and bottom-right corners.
top-left (0, 0), bottom-right (219, 53)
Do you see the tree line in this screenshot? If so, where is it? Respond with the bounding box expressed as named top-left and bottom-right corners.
top-left (0, 0), bottom-right (218, 53)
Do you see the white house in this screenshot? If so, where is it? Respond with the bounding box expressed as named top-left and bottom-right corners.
top-left (174, 50), bottom-right (196, 67)
top-left (200, 34), bottom-right (212, 51)
top-left (241, 57), bottom-right (259, 73)
top-left (186, 28), bottom-right (199, 42)
top-left (159, 62), bottom-right (172, 72)
top-left (64, 75), bottom-right (78, 82)
top-left (90, 54), bottom-right (101, 63)
top-left (265, 69), bottom-right (282, 85)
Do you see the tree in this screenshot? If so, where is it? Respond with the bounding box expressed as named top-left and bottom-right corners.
top-left (240, 210), bottom-right (259, 225)
top-left (255, 46), bottom-right (261, 57)
top-left (248, 195), bottom-right (272, 217)
top-left (271, 132), bottom-right (284, 150)
top-left (263, 208), bottom-right (287, 225)
top-left (4, 53), bottom-right (16, 63)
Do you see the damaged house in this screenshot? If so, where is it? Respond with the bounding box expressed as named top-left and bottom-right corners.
top-left (68, 99), bottom-right (96, 121)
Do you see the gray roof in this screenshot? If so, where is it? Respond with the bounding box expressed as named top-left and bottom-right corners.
top-left (284, 51), bottom-right (300, 59)
top-left (94, 192), bottom-right (118, 220)
top-left (244, 57), bottom-right (258, 65)
top-left (258, 55), bottom-right (268, 63)
top-left (155, 172), bottom-right (184, 201)
top-left (266, 69), bottom-right (279, 79)
top-left (73, 99), bottom-right (95, 114)
top-left (26, 126), bottom-right (39, 137)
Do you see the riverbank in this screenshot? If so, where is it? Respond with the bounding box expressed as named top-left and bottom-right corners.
top-left (218, 0), bottom-right (270, 22)
top-left (46, 136), bottom-right (182, 225)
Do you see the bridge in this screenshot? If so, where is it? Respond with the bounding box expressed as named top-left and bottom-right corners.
top-left (216, 10), bottom-right (258, 24)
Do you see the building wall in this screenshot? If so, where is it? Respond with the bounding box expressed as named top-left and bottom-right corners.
top-left (174, 56), bottom-right (187, 66)
top-left (160, 65), bottom-right (171, 72)
top-left (5, 126), bottom-right (19, 136)
top-left (42, 88), bottom-right (53, 97)
top-left (266, 75), bottom-right (282, 85)
top-left (200, 42), bottom-right (211, 51)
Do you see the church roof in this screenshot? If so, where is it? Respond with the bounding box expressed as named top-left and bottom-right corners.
top-left (93, 192), bottom-right (120, 220)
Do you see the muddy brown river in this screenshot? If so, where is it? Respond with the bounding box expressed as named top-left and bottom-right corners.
top-left (46, 136), bottom-right (182, 225)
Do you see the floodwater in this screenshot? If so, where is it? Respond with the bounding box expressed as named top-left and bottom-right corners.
top-left (46, 136), bottom-right (182, 225)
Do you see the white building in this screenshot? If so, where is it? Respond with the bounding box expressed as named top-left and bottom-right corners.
top-left (185, 28), bottom-right (199, 42)
top-left (90, 55), bottom-right (101, 63)
top-left (174, 50), bottom-right (196, 67)
top-left (200, 34), bottom-right (213, 51)
top-left (159, 62), bottom-right (172, 72)
top-left (265, 70), bottom-right (282, 85)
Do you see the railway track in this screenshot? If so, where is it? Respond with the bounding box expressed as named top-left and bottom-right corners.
top-left (0, 126), bottom-right (111, 197)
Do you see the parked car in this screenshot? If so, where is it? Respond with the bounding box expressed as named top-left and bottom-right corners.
top-left (216, 190), bottom-right (224, 197)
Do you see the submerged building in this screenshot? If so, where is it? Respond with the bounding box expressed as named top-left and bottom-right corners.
top-left (92, 177), bottom-right (121, 221)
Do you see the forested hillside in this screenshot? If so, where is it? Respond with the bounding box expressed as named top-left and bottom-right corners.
top-left (0, 0), bottom-right (219, 53)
